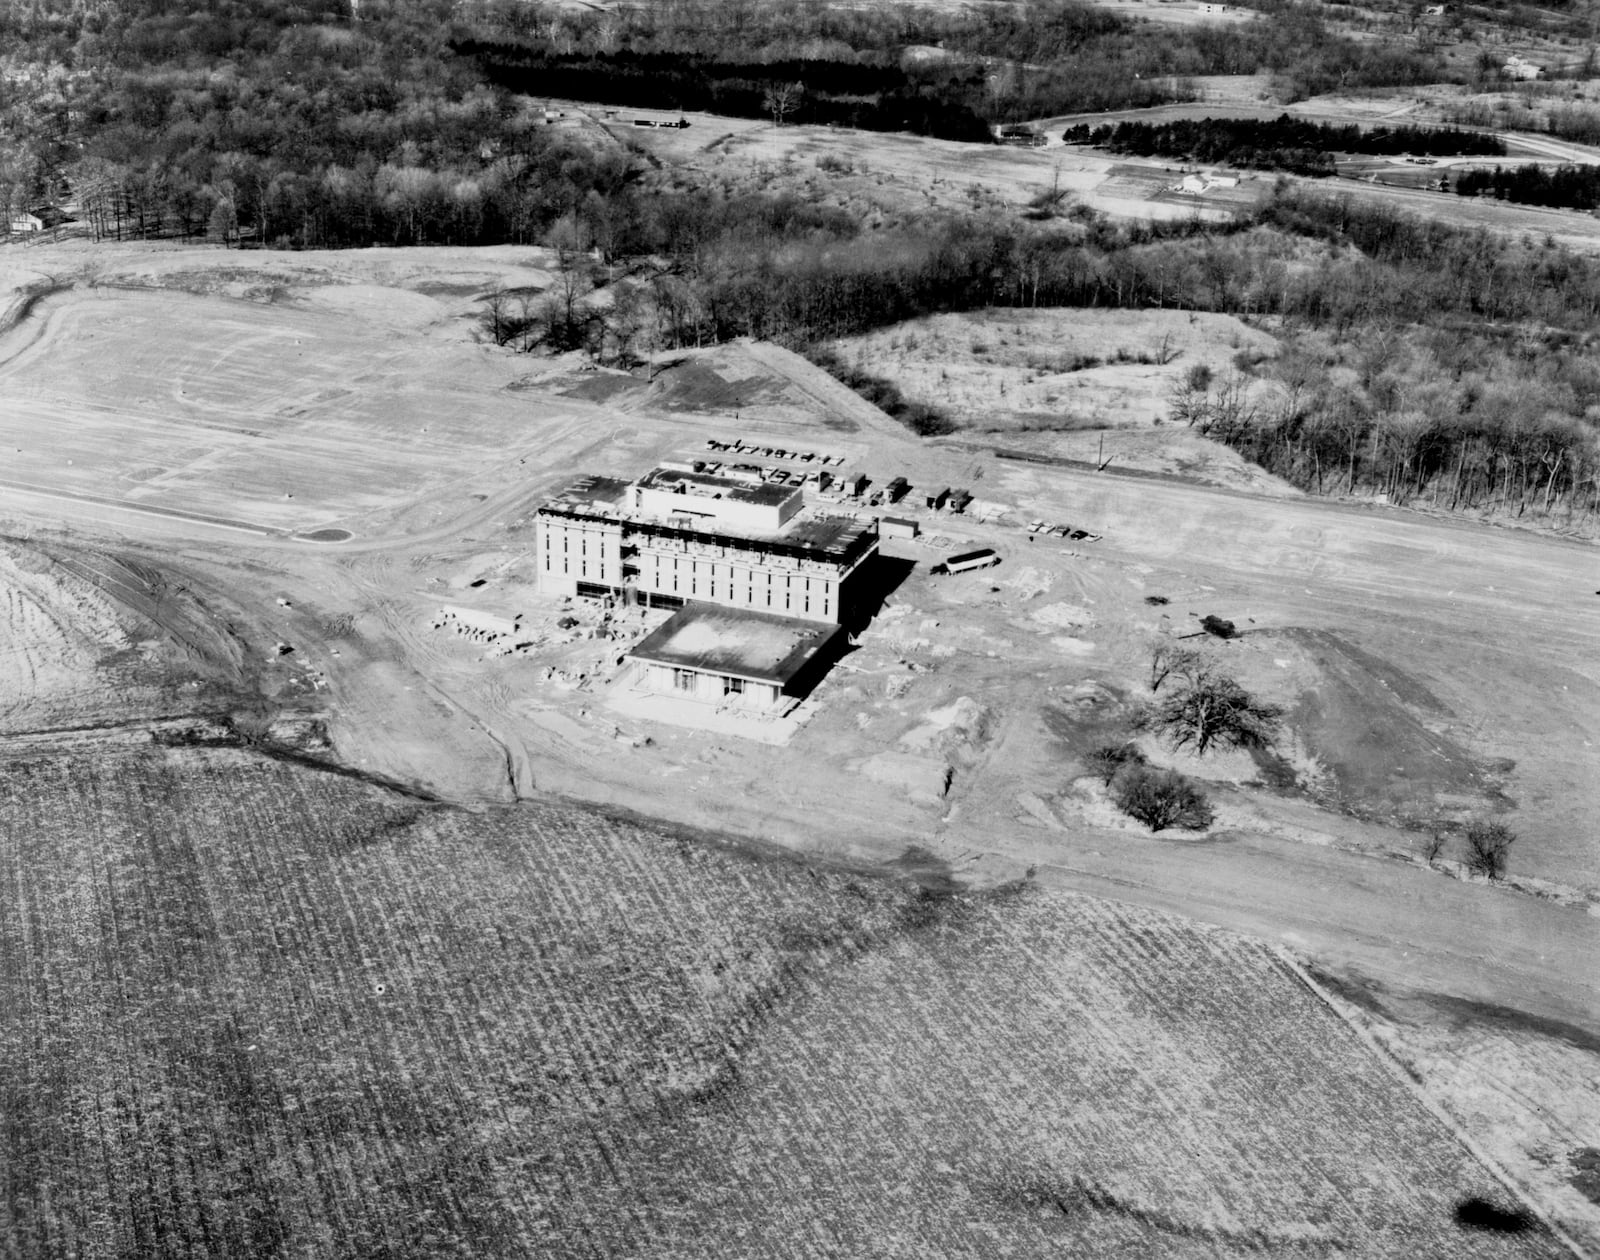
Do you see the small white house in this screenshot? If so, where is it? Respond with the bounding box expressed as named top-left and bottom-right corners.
top-left (1503, 56), bottom-right (1543, 80)
top-left (1198, 2), bottom-right (1227, 12)
top-left (6, 213), bottom-right (42, 235)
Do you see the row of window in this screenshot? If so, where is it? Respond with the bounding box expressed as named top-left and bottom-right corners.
top-left (541, 526), bottom-right (838, 618)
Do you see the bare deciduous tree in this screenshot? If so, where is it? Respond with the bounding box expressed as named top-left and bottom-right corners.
top-left (763, 81), bottom-right (803, 127)
top-left (1146, 669), bottom-right (1282, 756)
top-left (1465, 818), bottom-right (1516, 880)
top-left (1148, 643), bottom-right (1204, 693)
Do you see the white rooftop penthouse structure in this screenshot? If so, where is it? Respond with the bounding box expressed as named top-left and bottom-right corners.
top-left (535, 464), bottom-right (880, 625)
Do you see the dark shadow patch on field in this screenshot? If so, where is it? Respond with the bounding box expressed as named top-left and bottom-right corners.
top-left (647, 359), bottom-right (788, 413)
top-left (987, 1170), bottom-right (1335, 1250)
top-left (1246, 744), bottom-right (1303, 794)
top-left (555, 369), bottom-right (646, 404)
top-left (1455, 1197), bottom-right (1542, 1235)
top-left (1286, 627), bottom-right (1452, 715)
top-left (1267, 627), bottom-right (1501, 824)
top-left (1039, 681), bottom-right (1140, 764)
top-left (887, 843), bottom-right (961, 894)
top-left (1304, 962), bottom-right (1600, 1050)
top-left (1571, 1149), bottom-right (1600, 1206)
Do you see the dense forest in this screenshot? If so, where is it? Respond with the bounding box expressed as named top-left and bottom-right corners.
top-left (1063, 116), bottom-right (1504, 177)
top-left (1453, 162), bottom-right (1600, 211)
top-left (0, 0), bottom-right (1456, 248)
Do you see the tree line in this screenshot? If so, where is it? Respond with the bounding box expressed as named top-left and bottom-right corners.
top-left (1063, 115), bottom-right (1503, 178)
top-left (507, 187), bottom-right (1600, 522)
top-left (1453, 163), bottom-right (1600, 212)
top-left (453, 44), bottom-right (996, 143)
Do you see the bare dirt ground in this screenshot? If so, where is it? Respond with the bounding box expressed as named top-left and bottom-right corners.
top-left (601, 102), bottom-right (1252, 222)
top-left (1, 240), bottom-right (1597, 1247)
top-left (828, 306), bottom-right (1295, 492)
top-left (608, 94), bottom-right (1600, 248)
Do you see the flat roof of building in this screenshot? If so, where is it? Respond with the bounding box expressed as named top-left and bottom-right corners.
top-left (544, 474), bottom-right (631, 512)
top-left (539, 470), bottom-right (878, 564)
top-left (629, 603), bottom-right (843, 686)
top-left (639, 465), bottom-right (798, 508)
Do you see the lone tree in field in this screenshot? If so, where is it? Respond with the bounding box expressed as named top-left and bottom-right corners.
top-left (1465, 818), bottom-right (1517, 880)
top-left (1148, 669), bottom-right (1282, 756)
top-left (1112, 765), bottom-right (1214, 831)
top-left (763, 81), bottom-right (804, 126)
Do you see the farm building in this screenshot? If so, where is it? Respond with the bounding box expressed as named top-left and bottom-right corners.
top-left (627, 603), bottom-right (846, 713)
top-left (535, 464), bottom-right (880, 625)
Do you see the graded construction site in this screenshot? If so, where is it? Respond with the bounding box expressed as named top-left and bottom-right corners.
top-left (1, 240), bottom-right (1597, 1256)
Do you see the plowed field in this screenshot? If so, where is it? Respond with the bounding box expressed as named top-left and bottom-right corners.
top-left (0, 741), bottom-right (1565, 1258)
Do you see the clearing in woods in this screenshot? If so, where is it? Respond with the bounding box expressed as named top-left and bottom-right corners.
top-left (0, 740), bottom-right (1568, 1259)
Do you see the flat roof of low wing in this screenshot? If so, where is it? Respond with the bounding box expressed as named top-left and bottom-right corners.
top-left (543, 474), bottom-right (631, 512)
top-left (783, 512), bottom-right (875, 553)
top-left (629, 603), bottom-right (843, 686)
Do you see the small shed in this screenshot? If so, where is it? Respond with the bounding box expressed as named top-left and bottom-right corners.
top-left (884, 476), bottom-right (910, 503)
top-left (844, 473), bottom-right (870, 498)
top-left (947, 489), bottom-right (974, 514)
top-left (925, 486), bottom-right (951, 511)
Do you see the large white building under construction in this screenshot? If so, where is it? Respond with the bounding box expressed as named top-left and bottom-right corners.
top-left (534, 461), bottom-right (880, 713)
top-left (534, 463), bottom-right (878, 626)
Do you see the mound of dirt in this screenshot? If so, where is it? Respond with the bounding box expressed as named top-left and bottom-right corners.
top-left (856, 750), bottom-right (953, 806)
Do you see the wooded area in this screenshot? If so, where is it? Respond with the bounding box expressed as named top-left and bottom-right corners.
top-left (2, 0), bottom-right (1593, 521)
top-left (1063, 115), bottom-right (1504, 178)
top-left (1454, 162), bottom-right (1600, 210)
top-left (0, 0), bottom-right (1456, 248)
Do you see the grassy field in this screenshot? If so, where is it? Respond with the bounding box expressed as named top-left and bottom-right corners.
top-left (0, 739), bottom-right (1566, 1258)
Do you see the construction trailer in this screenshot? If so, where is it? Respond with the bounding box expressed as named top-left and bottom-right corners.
top-left (936, 548), bottom-right (1000, 575)
top-left (925, 487), bottom-right (951, 511)
top-left (884, 476), bottom-right (910, 503)
top-left (947, 489), bottom-right (974, 514)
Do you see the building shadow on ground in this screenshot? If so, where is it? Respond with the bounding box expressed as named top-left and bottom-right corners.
top-left (843, 553), bottom-right (918, 639)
